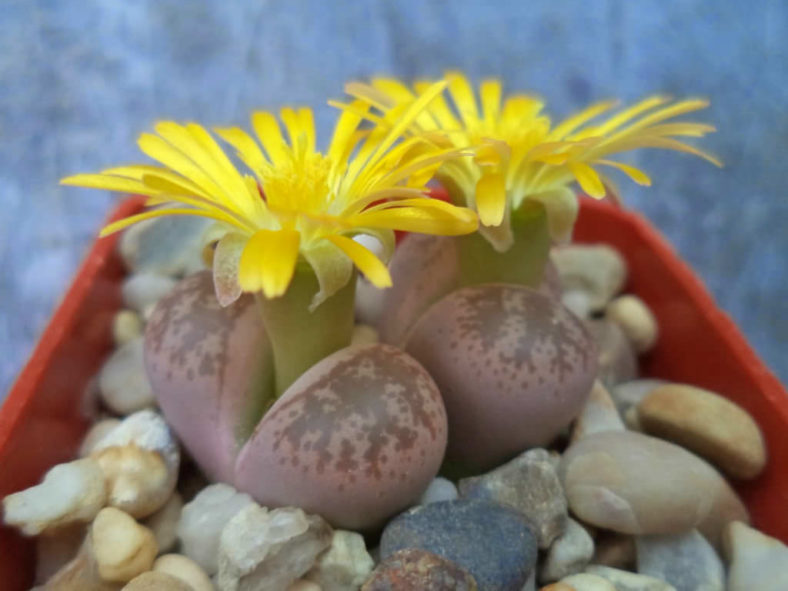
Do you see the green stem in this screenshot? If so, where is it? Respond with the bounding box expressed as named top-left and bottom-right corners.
top-left (456, 200), bottom-right (552, 288)
top-left (255, 264), bottom-right (356, 398)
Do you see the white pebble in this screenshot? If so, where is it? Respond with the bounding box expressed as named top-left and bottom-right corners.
top-left (113, 309), bottom-right (143, 347)
top-left (725, 521), bottom-right (788, 591)
top-left (305, 530), bottom-right (374, 590)
top-left (143, 492), bottom-right (183, 554)
top-left (351, 324), bottom-right (379, 346)
top-left (177, 483), bottom-right (254, 575)
top-left (560, 572), bottom-right (617, 590)
top-left (218, 504), bottom-right (332, 591)
top-left (3, 458), bottom-right (107, 536)
top-left (79, 419), bottom-right (122, 457)
top-left (122, 273), bottom-right (177, 313)
top-left (98, 337), bottom-right (155, 415)
top-left (418, 477), bottom-right (459, 504)
top-left (541, 518), bottom-right (595, 583)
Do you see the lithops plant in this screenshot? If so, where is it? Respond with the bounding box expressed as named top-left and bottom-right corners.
top-left (144, 271), bottom-right (272, 483)
top-left (63, 84), bottom-right (477, 530)
top-left (405, 285), bottom-right (598, 471)
top-left (236, 344), bottom-right (448, 530)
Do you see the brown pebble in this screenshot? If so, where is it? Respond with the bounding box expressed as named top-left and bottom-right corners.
top-left (638, 384), bottom-right (767, 479)
top-left (592, 532), bottom-right (635, 569)
top-left (362, 548), bottom-right (477, 590)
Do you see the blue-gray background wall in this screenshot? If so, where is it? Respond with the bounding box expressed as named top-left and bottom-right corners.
top-left (1, 0), bottom-right (786, 399)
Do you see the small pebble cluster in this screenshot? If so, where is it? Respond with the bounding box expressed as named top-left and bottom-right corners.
top-left (3, 216), bottom-right (787, 591)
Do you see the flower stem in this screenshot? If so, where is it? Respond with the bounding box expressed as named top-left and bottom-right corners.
top-left (255, 264), bottom-right (356, 398)
top-left (456, 200), bottom-right (551, 288)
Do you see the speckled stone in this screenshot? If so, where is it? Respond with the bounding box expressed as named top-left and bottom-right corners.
top-left (235, 343), bottom-right (448, 531)
top-left (405, 284), bottom-right (597, 470)
top-left (458, 448), bottom-right (568, 548)
top-left (380, 499), bottom-right (537, 591)
top-left (362, 548), bottom-right (477, 591)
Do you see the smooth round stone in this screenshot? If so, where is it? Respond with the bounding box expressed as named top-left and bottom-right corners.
top-left (636, 530), bottom-right (724, 591)
top-left (725, 521), bottom-right (788, 591)
top-left (405, 285), bottom-right (597, 470)
top-left (98, 337), bottom-right (155, 415)
top-left (122, 273), bottom-right (178, 314)
top-left (362, 548), bottom-right (477, 590)
top-left (610, 380), bottom-right (667, 414)
top-left (419, 477), bottom-right (459, 505)
top-left (381, 499), bottom-right (537, 591)
top-left (551, 244), bottom-right (627, 311)
top-left (637, 384), bottom-right (766, 479)
top-left (605, 295), bottom-right (659, 354)
top-left (559, 431), bottom-right (747, 536)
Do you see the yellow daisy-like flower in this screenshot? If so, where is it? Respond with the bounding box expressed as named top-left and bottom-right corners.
top-left (342, 71), bottom-right (720, 249)
top-left (62, 82), bottom-right (477, 306)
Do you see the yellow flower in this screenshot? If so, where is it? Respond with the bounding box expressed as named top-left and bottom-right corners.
top-left (62, 82), bottom-right (477, 306)
top-left (342, 71), bottom-right (720, 249)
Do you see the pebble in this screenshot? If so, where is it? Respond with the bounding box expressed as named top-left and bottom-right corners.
top-left (559, 431), bottom-right (748, 536)
top-left (540, 518), bottom-right (595, 583)
top-left (217, 504), bottom-right (332, 591)
top-left (79, 419), bottom-right (122, 457)
top-left (458, 448), bottom-right (567, 548)
top-left (91, 507), bottom-right (158, 583)
top-left (177, 483), bottom-right (255, 575)
top-left (355, 276), bottom-right (387, 327)
top-left (587, 319), bottom-right (638, 388)
top-left (570, 380), bottom-right (625, 442)
top-left (119, 215), bottom-right (210, 278)
top-left (288, 581), bottom-right (322, 591)
top-left (3, 457), bottom-right (107, 536)
top-left (305, 530), bottom-right (374, 591)
top-left (561, 289), bottom-right (592, 320)
top-left (419, 477), bottom-right (459, 505)
top-left (362, 548), bottom-right (477, 590)
top-left (122, 273), bottom-right (178, 313)
top-left (637, 384), bottom-right (767, 479)
top-left (605, 295), bottom-right (659, 353)
top-left (98, 338), bottom-right (155, 415)
top-left (551, 244), bottom-right (627, 311)
top-left (122, 571), bottom-right (191, 590)
top-left (91, 410), bottom-right (180, 518)
top-left (113, 309), bottom-right (144, 347)
top-left (636, 530), bottom-right (724, 591)
top-left (591, 532), bottom-right (636, 569)
top-left (143, 493), bottom-right (183, 554)
top-left (32, 539), bottom-right (118, 591)
top-left (380, 499), bottom-right (538, 591)
top-left (585, 565), bottom-right (675, 591)
top-left (558, 573), bottom-right (616, 590)
top-left (153, 554), bottom-right (215, 591)
top-left (724, 521), bottom-right (788, 591)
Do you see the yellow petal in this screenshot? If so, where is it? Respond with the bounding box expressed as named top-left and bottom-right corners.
top-left (446, 71), bottom-right (480, 128)
top-left (100, 207), bottom-right (246, 237)
top-left (349, 204), bottom-right (478, 236)
top-left (568, 162), bottom-right (606, 198)
top-left (480, 79), bottom-right (502, 126)
top-left (251, 111), bottom-right (288, 165)
top-left (60, 173), bottom-right (159, 196)
top-left (238, 229), bottom-right (300, 298)
top-left (596, 160), bottom-right (652, 185)
top-left (550, 100), bottom-right (618, 140)
top-left (326, 235), bottom-right (392, 289)
top-left (475, 172), bottom-right (507, 226)
top-left (214, 126), bottom-right (269, 173)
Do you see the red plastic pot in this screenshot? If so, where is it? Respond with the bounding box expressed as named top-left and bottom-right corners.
top-left (1, 195), bottom-right (786, 590)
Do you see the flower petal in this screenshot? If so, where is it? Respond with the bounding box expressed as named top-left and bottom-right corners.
top-left (212, 232), bottom-right (247, 307)
top-left (302, 240), bottom-right (354, 311)
top-left (475, 172), bottom-right (507, 227)
top-left (568, 162), bottom-right (606, 198)
top-left (326, 234), bottom-right (391, 289)
top-left (238, 229), bottom-right (300, 298)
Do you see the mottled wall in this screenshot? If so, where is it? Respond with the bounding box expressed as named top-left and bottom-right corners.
top-left (1, 0), bottom-right (786, 398)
